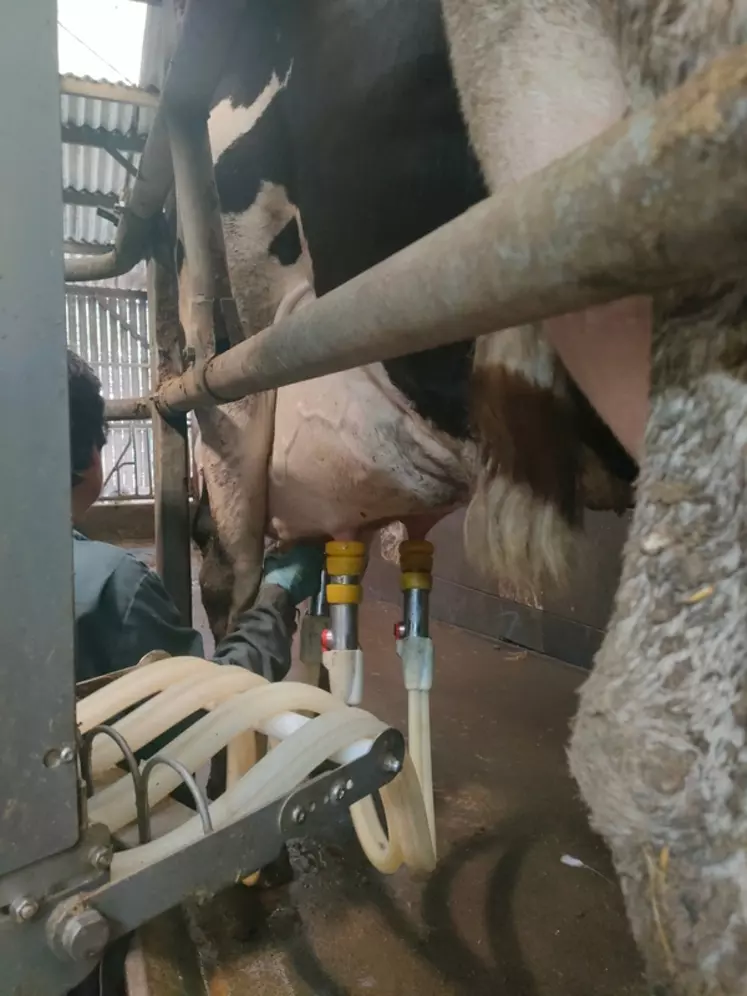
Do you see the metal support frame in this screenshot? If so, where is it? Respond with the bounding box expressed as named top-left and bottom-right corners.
top-left (105, 397), bottom-right (152, 420)
top-left (62, 188), bottom-right (120, 210)
top-left (63, 0), bottom-right (249, 284)
top-left (104, 143), bottom-right (140, 178)
top-left (0, 0), bottom-right (80, 876)
top-left (2, 6), bottom-right (411, 994)
top-left (168, 103), bottom-right (241, 357)
top-left (167, 111), bottom-right (219, 361)
top-left (299, 570), bottom-right (330, 690)
top-left (60, 76), bottom-right (159, 108)
top-left (151, 46), bottom-right (747, 413)
top-left (2, 728), bottom-right (405, 996)
top-left (64, 239), bottom-right (116, 256)
top-left (61, 124), bottom-right (147, 154)
top-left (149, 254), bottom-right (193, 624)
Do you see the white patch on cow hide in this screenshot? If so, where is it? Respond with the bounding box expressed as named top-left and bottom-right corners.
top-left (208, 66), bottom-right (291, 164)
top-left (379, 522), bottom-right (408, 566)
top-left (221, 182), bottom-right (313, 336)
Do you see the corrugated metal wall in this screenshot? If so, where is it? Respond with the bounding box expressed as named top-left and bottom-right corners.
top-left (65, 284), bottom-right (153, 499)
top-left (365, 508), bottom-right (629, 670)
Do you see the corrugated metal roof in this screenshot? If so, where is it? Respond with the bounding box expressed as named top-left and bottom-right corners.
top-left (60, 77), bottom-right (155, 134)
top-left (62, 143), bottom-right (141, 201)
top-left (61, 75), bottom-right (155, 285)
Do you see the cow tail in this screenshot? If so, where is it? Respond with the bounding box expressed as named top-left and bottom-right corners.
top-left (464, 324), bottom-right (582, 595)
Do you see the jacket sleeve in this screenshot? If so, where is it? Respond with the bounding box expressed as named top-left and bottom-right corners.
top-left (109, 559), bottom-right (205, 672)
top-left (211, 584), bottom-right (297, 682)
top-left (110, 556), bottom-right (296, 683)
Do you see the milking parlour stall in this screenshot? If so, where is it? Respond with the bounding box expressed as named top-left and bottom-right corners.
top-left (4, 0), bottom-right (747, 994)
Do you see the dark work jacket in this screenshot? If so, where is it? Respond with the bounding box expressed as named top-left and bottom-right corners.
top-left (69, 533), bottom-right (297, 996)
top-left (73, 530), bottom-right (296, 681)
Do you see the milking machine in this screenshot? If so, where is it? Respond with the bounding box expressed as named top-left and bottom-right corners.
top-left (2, 650), bottom-right (435, 996)
top-left (299, 567), bottom-right (330, 690)
top-left (320, 541), bottom-right (367, 705)
top-left (313, 537), bottom-right (437, 849)
top-left (394, 541), bottom-right (437, 845)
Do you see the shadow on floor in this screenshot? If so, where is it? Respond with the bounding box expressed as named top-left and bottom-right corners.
top-left (159, 597), bottom-right (648, 996)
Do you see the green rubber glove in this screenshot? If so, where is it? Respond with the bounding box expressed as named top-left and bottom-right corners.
top-left (261, 544), bottom-right (325, 605)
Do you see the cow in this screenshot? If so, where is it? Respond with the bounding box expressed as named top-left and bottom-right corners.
top-left (179, 0), bottom-right (634, 641)
top-left (438, 1), bottom-right (747, 993)
top-left (173, 0), bottom-right (747, 990)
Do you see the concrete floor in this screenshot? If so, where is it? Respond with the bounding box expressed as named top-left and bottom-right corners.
top-left (197, 631), bottom-right (647, 991)
top-left (126, 547), bottom-right (647, 995)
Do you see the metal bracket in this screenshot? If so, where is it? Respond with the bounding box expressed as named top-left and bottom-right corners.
top-left (81, 724), bottom-right (150, 846)
top-left (279, 727), bottom-right (403, 836)
top-left (141, 756), bottom-right (213, 837)
top-left (2, 728), bottom-right (405, 996)
top-left (0, 823), bottom-right (111, 911)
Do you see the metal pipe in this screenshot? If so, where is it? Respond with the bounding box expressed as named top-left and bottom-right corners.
top-left (167, 111), bottom-right (220, 359)
top-left (0, 0), bottom-right (80, 876)
top-left (311, 569), bottom-right (330, 617)
top-left (105, 397), bottom-right (152, 421)
top-left (156, 46), bottom-right (747, 412)
top-left (63, 110), bottom-right (172, 282)
top-left (64, 0), bottom-right (249, 283)
top-left (149, 250), bottom-right (193, 625)
top-left (329, 604), bottom-right (358, 651)
top-left (141, 756), bottom-right (213, 837)
top-left (83, 725), bottom-right (149, 844)
top-left (403, 589), bottom-right (430, 639)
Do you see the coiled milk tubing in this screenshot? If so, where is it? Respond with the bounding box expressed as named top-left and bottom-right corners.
top-left (79, 657), bottom-right (435, 878)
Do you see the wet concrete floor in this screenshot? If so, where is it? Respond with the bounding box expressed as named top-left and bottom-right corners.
top-left (144, 584), bottom-right (648, 996)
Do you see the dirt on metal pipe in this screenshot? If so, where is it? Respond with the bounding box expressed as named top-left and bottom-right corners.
top-left (105, 397), bottom-right (152, 421)
top-left (168, 112), bottom-right (223, 359)
top-left (157, 46), bottom-right (747, 413)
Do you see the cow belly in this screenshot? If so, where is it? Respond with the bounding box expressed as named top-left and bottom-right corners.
top-left (267, 364), bottom-right (473, 540)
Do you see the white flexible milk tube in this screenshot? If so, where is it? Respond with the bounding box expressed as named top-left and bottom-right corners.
top-left (79, 658), bottom-right (435, 879)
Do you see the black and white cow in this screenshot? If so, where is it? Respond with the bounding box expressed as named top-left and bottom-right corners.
top-left (173, 0), bottom-right (747, 990)
top-left (180, 0), bottom-right (633, 639)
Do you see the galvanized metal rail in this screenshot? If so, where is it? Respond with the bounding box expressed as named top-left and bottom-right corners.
top-left (105, 397), bottom-right (153, 421)
top-left (85, 39), bottom-right (747, 417)
top-left (153, 47), bottom-right (747, 412)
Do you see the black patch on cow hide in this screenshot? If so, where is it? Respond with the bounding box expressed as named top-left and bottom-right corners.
top-left (211, 0), bottom-right (293, 113)
top-left (175, 237), bottom-right (185, 275)
top-left (213, 91), bottom-right (296, 216)
top-left (211, 0), bottom-right (483, 440)
top-left (384, 344), bottom-right (474, 440)
top-left (569, 380), bottom-right (638, 483)
top-left (272, 0), bottom-right (486, 440)
top-left (269, 216), bottom-right (303, 266)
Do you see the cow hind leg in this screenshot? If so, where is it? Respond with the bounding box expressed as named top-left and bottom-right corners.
top-left (570, 283), bottom-right (747, 995)
top-left (191, 482), bottom-right (234, 643)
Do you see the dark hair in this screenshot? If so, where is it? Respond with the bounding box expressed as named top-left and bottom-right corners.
top-left (68, 349), bottom-right (107, 485)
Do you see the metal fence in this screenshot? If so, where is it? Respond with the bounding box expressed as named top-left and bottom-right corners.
top-left (65, 285), bottom-right (154, 500)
